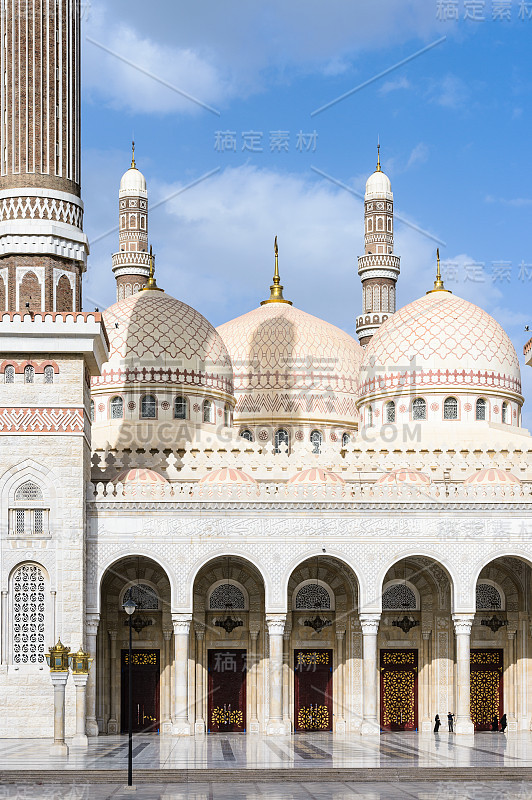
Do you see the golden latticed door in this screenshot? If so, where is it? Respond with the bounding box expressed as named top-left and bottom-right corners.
top-left (121, 649), bottom-right (160, 733)
top-left (294, 650), bottom-right (333, 732)
top-left (470, 649), bottom-right (503, 731)
top-left (380, 649), bottom-right (418, 731)
top-left (208, 649), bottom-right (246, 732)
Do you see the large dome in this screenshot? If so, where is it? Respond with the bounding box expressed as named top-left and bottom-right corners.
top-left (217, 303), bottom-right (363, 432)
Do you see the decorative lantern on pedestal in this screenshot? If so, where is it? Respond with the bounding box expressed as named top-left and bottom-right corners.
top-left (69, 647), bottom-right (93, 674)
top-left (45, 639), bottom-right (70, 671)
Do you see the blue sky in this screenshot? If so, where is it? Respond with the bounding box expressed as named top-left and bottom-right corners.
top-left (80, 0), bottom-right (532, 422)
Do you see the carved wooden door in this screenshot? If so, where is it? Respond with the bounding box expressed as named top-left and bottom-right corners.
top-left (121, 649), bottom-right (160, 733)
top-left (380, 649), bottom-right (418, 731)
top-left (208, 649), bottom-right (246, 732)
top-left (470, 649), bottom-right (503, 731)
top-left (294, 649), bottom-right (333, 732)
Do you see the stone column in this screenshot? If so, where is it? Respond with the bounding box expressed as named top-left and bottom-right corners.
top-left (335, 629), bottom-right (346, 734)
top-left (72, 673), bottom-right (89, 747)
top-left (172, 614), bottom-right (192, 735)
top-left (266, 614), bottom-right (287, 735)
top-left (1, 591), bottom-right (7, 665)
top-left (85, 613), bottom-right (100, 737)
top-left (282, 630), bottom-right (292, 732)
top-left (194, 625), bottom-right (205, 735)
top-left (249, 627), bottom-right (260, 733)
top-left (162, 628), bottom-right (173, 734)
top-left (452, 614), bottom-right (475, 735)
top-left (50, 672), bottom-right (69, 756)
top-left (107, 630), bottom-right (118, 734)
top-left (421, 630), bottom-right (432, 732)
top-left (507, 627), bottom-right (518, 731)
top-left (360, 614), bottom-right (381, 736)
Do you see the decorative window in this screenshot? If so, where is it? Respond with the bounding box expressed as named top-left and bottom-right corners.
top-left (373, 285), bottom-right (380, 312)
top-left (412, 398), bottom-right (426, 420)
top-left (342, 432), bottom-right (350, 447)
top-left (274, 428), bottom-right (289, 454)
top-left (24, 365), bottom-right (34, 384)
top-left (15, 481), bottom-right (43, 501)
top-left (476, 398), bottom-right (486, 421)
top-left (12, 564), bottom-right (46, 664)
top-left (209, 584), bottom-right (246, 610)
top-left (141, 394), bottom-right (156, 419)
top-left (240, 429), bottom-right (253, 442)
top-left (295, 584), bottom-right (331, 610)
top-left (123, 584), bottom-right (159, 610)
top-left (386, 400), bottom-right (396, 423)
top-left (443, 396), bottom-right (458, 420)
top-left (224, 404), bottom-right (231, 427)
top-left (382, 584), bottom-right (417, 610)
top-left (389, 286), bottom-right (395, 313)
top-left (310, 430), bottom-right (322, 454)
top-left (90, 399), bottom-right (95, 422)
top-left (476, 583), bottom-right (502, 610)
top-left (502, 402), bottom-right (508, 424)
top-left (11, 482), bottom-right (48, 536)
top-left (44, 366), bottom-right (54, 384)
top-left (5, 365), bottom-right (15, 383)
top-left (174, 396), bottom-right (187, 420)
top-left (367, 405), bottom-right (373, 426)
top-left (110, 396), bottom-right (123, 419)
top-left (367, 218), bottom-right (373, 233)
top-left (381, 285), bottom-right (388, 313)
top-left (203, 399), bottom-right (214, 424)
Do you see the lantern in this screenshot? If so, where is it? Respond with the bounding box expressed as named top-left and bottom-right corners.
top-left (45, 639), bottom-right (70, 672)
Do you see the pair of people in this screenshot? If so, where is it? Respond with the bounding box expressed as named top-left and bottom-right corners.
top-left (433, 712), bottom-right (454, 733)
top-left (492, 714), bottom-right (508, 732)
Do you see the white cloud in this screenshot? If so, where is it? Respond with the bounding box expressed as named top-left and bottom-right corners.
top-left (405, 142), bottom-right (429, 169)
top-left (428, 73), bottom-right (470, 109)
top-left (379, 76), bottom-right (411, 94)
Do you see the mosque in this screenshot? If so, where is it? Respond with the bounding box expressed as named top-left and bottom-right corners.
top-left (1, 0), bottom-right (532, 743)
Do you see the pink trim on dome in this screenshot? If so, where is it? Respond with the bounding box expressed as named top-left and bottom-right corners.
top-left (199, 468), bottom-right (257, 485)
top-left (463, 468), bottom-right (521, 485)
top-left (376, 468), bottom-right (431, 486)
top-left (116, 468), bottom-right (168, 485)
top-left (287, 468), bottom-right (345, 485)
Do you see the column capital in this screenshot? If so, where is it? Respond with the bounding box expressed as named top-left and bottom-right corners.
top-left (195, 625), bottom-right (205, 641)
top-left (50, 671), bottom-right (69, 687)
top-left (72, 673), bottom-right (89, 688)
top-left (85, 612), bottom-right (100, 637)
top-left (422, 630), bottom-right (432, 640)
top-left (359, 613), bottom-right (381, 635)
top-left (249, 627), bottom-right (260, 640)
top-left (336, 630), bottom-right (345, 642)
top-left (172, 613), bottom-right (192, 635)
top-left (266, 614), bottom-right (287, 636)
top-left (108, 629), bottom-right (117, 641)
top-left (163, 628), bottom-right (173, 641)
top-left (452, 613), bottom-right (475, 635)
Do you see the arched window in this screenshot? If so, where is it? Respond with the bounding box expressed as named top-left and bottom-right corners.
top-left (295, 584), bottom-right (331, 610)
top-left (386, 400), bottom-right (396, 423)
top-left (90, 399), bottom-right (95, 422)
top-left (381, 285), bottom-right (388, 313)
top-left (342, 432), bottom-right (350, 447)
top-left (12, 564), bottom-right (46, 663)
top-left (476, 583), bottom-right (503, 610)
top-left (12, 482), bottom-right (47, 536)
top-left (443, 396), bottom-right (458, 420)
top-left (240, 429), bottom-right (253, 442)
top-left (110, 396), bottom-right (123, 419)
top-left (15, 481), bottom-right (43, 502)
top-left (502, 402), bottom-right (508, 424)
top-left (203, 399), bottom-right (214, 424)
top-left (274, 428), bottom-right (289, 454)
top-left (4, 365), bottom-right (14, 383)
top-left (382, 584), bottom-right (417, 610)
top-left (412, 398), bottom-right (426, 420)
top-left (373, 285), bottom-right (380, 312)
top-left (476, 398), bottom-right (486, 421)
top-left (24, 365), bottom-right (34, 384)
top-left (174, 396), bottom-right (187, 420)
top-left (141, 395), bottom-right (156, 419)
top-left (367, 405), bottom-right (373, 426)
top-left (224, 404), bottom-right (231, 427)
top-left (123, 584), bottom-right (159, 610)
top-left (389, 286), bottom-right (395, 312)
top-left (44, 366), bottom-right (54, 384)
top-left (56, 274), bottom-right (73, 312)
top-left (310, 429), bottom-right (323, 454)
top-left (209, 584), bottom-right (246, 610)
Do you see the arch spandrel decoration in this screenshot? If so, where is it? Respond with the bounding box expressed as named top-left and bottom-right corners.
top-left (209, 583), bottom-right (246, 611)
top-left (123, 583), bottom-right (159, 610)
top-left (476, 583), bottom-right (503, 611)
top-left (382, 583), bottom-right (417, 611)
top-left (294, 583), bottom-right (332, 610)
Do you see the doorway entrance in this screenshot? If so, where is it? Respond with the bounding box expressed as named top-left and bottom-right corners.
top-left (208, 649), bottom-right (247, 732)
top-left (380, 649), bottom-right (418, 731)
top-left (294, 649), bottom-right (333, 732)
top-left (121, 649), bottom-right (160, 733)
top-left (470, 649), bottom-right (504, 731)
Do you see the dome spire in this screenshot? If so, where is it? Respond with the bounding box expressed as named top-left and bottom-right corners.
top-left (427, 248), bottom-right (451, 294)
top-left (260, 236), bottom-right (292, 305)
top-left (376, 138), bottom-right (381, 172)
top-left (142, 245), bottom-right (163, 292)
top-left (131, 139), bottom-right (136, 169)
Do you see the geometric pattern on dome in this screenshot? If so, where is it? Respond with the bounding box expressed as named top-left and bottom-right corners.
top-left (199, 467), bottom-right (257, 486)
top-left (115, 468), bottom-right (168, 485)
top-left (209, 584), bottom-right (246, 610)
top-left (295, 583), bottom-right (331, 610)
top-left (123, 584), bottom-right (159, 610)
top-left (287, 468), bottom-right (345, 485)
top-left (359, 292), bottom-right (521, 399)
top-left (382, 584), bottom-right (417, 610)
top-left (476, 583), bottom-right (502, 610)
top-left (463, 467), bottom-right (521, 486)
top-left (376, 468), bottom-right (430, 486)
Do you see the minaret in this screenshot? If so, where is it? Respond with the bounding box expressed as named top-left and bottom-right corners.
top-left (0, 0), bottom-right (88, 312)
top-left (355, 145), bottom-right (400, 347)
top-left (112, 143), bottom-right (150, 301)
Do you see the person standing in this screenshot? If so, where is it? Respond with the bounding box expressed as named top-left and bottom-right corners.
top-left (492, 715), bottom-right (499, 732)
top-left (434, 714), bottom-right (441, 733)
top-left (447, 712), bottom-right (454, 732)
top-left (500, 714), bottom-right (507, 733)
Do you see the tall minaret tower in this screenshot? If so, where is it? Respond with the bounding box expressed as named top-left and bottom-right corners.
top-left (0, 0), bottom-right (88, 312)
top-left (111, 144), bottom-right (150, 300)
top-left (355, 146), bottom-right (400, 347)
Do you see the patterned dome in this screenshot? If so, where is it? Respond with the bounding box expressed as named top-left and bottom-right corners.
top-left (464, 468), bottom-right (521, 486)
top-left (358, 290), bottom-right (521, 402)
top-left (199, 468), bottom-right (257, 485)
top-left (376, 469), bottom-right (431, 486)
top-left (217, 303), bottom-right (363, 427)
top-left (96, 290), bottom-right (233, 394)
top-left (115, 469), bottom-right (168, 492)
top-left (288, 468), bottom-right (345, 485)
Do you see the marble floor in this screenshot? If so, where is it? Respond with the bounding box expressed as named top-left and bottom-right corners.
top-left (0, 732), bottom-right (532, 771)
top-left (0, 781), bottom-right (531, 800)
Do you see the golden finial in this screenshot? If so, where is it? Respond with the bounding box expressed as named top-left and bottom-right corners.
top-left (260, 236), bottom-right (292, 305)
top-left (426, 248), bottom-right (451, 294)
top-left (376, 139), bottom-right (381, 172)
top-left (131, 140), bottom-right (136, 169)
top-left (142, 245), bottom-right (164, 292)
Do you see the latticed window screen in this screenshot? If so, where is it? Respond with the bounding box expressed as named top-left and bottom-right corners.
top-left (13, 564), bottom-right (46, 664)
top-left (274, 429), bottom-right (289, 453)
top-left (209, 584), bottom-right (246, 610)
top-left (123, 584), bottom-right (159, 610)
top-left (240, 429), bottom-right (253, 442)
top-left (295, 584), bottom-right (331, 610)
top-left (4, 365), bottom-right (15, 383)
top-left (44, 366), bottom-right (54, 384)
top-left (342, 433), bottom-right (350, 447)
top-left (90, 400), bottom-right (95, 422)
top-left (110, 396), bottom-right (123, 419)
top-left (476, 583), bottom-right (502, 610)
top-left (16, 509), bottom-right (25, 534)
top-left (444, 397), bottom-right (458, 420)
top-left (203, 400), bottom-right (213, 423)
top-left (502, 402), bottom-right (508, 424)
top-left (382, 584), bottom-right (417, 610)
top-left (412, 398), bottom-right (426, 420)
top-left (141, 395), bottom-right (156, 419)
top-left (174, 397), bottom-right (187, 419)
top-left (24, 366), bottom-right (34, 383)
top-left (476, 398), bottom-right (486, 421)
top-left (386, 401), bottom-right (396, 423)
top-left (310, 430), bottom-right (322, 454)
top-left (15, 482), bottom-right (43, 501)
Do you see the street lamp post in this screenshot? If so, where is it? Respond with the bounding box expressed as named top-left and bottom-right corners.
top-left (123, 599), bottom-right (136, 789)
